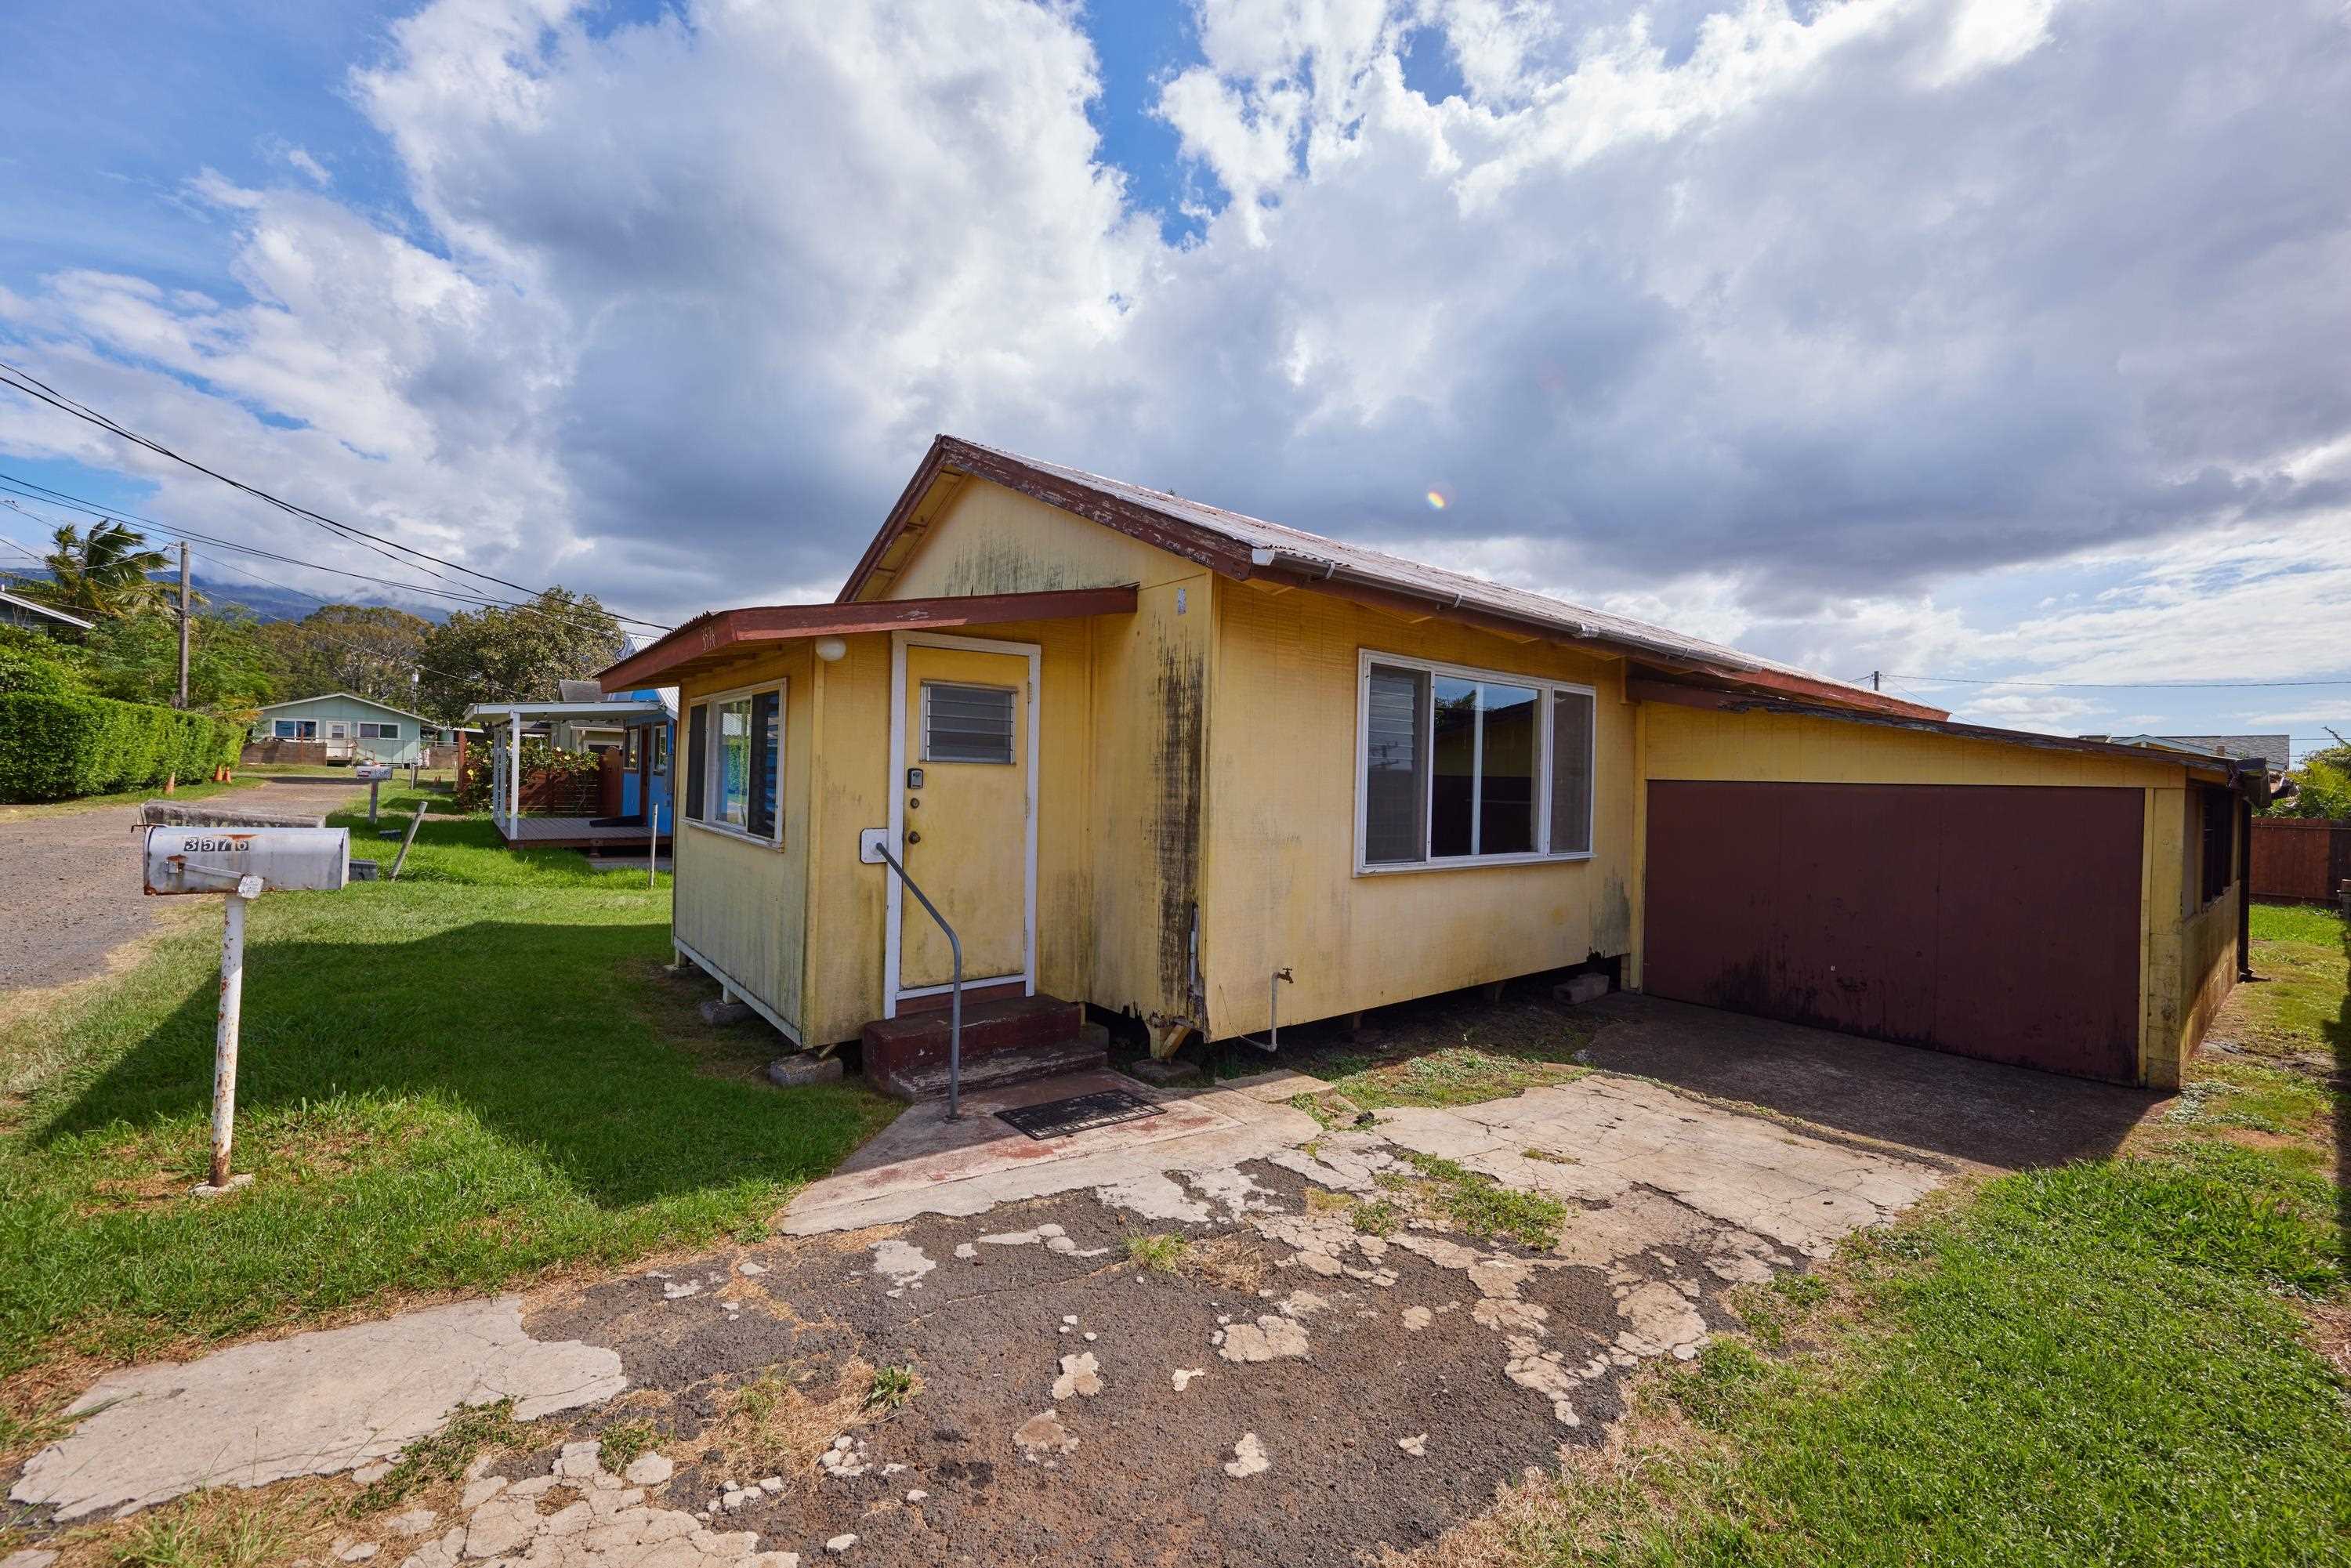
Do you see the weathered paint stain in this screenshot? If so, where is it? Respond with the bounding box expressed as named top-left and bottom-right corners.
top-left (1153, 634), bottom-right (1204, 1007)
top-left (1593, 874), bottom-right (1633, 957)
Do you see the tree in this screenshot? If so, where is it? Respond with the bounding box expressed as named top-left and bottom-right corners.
top-left (259, 604), bottom-right (433, 708)
top-left (36, 520), bottom-right (173, 619)
top-left (2262, 727), bottom-right (2351, 820)
top-left (80, 610), bottom-right (275, 712)
top-left (415, 588), bottom-right (628, 722)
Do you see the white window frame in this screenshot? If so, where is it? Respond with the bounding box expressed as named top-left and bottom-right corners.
top-left (271, 719), bottom-right (317, 740)
top-left (686, 678), bottom-right (786, 848)
top-left (357, 721), bottom-right (400, 740)
top-left (1353, 648), bottom-right (1596, 875)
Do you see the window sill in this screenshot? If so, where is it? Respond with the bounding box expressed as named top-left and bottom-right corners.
top-left (685, 819), bottom-right (784, 850)
top-left (1354, 851), bottom-right (1594, 877)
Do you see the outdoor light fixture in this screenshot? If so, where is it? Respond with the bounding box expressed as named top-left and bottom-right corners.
top-left (813, 636), bottom-right (847, 662)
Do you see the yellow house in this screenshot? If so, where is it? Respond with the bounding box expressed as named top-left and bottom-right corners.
top-left (600, 437), bottom-right (2259, 1097)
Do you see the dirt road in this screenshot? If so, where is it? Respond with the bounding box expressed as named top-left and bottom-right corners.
top-left (0, 778), bottom-right (362, 993)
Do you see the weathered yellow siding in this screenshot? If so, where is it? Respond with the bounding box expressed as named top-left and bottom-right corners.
top-left (799, 632), bottom-right (892, 1046)
top-left (1641, 702), bottom-right (2234, 1088)
top-left (2143, 785), bottom-right (2240, 1090)
top-left (869, 479), bottom-right (1213, 1030)
top-left (1643, 708), bottom-right (2191, 790)
top-left (672, 642), bottom-right (814, 1036)
top-left (1197, 582), bottom-right (1637, 1038)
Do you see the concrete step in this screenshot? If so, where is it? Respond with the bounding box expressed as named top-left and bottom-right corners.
top-left (876, 1024), bottom-right (1110, 1102)
top-left (863, 994), bottom-right (1104, 1101)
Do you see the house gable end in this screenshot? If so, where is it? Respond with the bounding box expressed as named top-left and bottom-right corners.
top-left (864, 475), bottom-right (1189, 604)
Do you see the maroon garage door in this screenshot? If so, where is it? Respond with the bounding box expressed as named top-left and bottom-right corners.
top-left (1643, 782), bottom-right (2144, 1081)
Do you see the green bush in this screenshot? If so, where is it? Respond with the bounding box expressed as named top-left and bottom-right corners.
top-left (0, 692), bottom-right (243, 802)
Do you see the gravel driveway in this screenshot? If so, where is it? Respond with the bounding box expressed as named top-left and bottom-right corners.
top-left (0, 778), bottom-right (363, 994)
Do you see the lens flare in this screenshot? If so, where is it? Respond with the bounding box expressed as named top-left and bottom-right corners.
top-left (1425, 489), bottom-right (1447, 510)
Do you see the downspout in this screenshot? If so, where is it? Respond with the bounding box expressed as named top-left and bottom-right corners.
top-left (2236, 767), bottom-right (2256, 983)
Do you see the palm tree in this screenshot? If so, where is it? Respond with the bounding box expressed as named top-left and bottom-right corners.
top-left (39, 520), bottom-right (172, 618)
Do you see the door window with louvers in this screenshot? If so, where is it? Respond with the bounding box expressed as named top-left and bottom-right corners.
top-left (922, 682), bottom-right (1017, 765)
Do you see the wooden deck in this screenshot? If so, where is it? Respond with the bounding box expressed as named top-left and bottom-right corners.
top-left (498, 816), bottom-right (672, 853)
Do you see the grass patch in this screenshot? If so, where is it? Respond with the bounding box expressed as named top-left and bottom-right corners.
top-left (0, 776), bottom-right (264, 824)
top-left (350, 1400), bottom-right (527, 1515)
top-left (2233, 904), bottom-right (2348, 1066)
top-left (864, 1363), bottom-right (918, 1415)
top-left (1319, 1042), bottom-right (1592, 1110)
top-left (1350, 1197), bottom-right (1403, 1236)
top-left (1394, 1151), bottom-right (1568, 1249)
top-left (595, 1417), bottom-right (659, 1472)
top-left (115, 1483), bottom-right (330, 1568)
top-left (1126, 1233), bottom-right (1187, 1273)
top-left (0, 809), bottom-right (896, 1392)
top-left (324, 789), bottom-right (670, 890)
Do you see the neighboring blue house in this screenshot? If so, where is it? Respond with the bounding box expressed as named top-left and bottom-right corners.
top-left (462, 687), bottom-right (675, 851)
top-left (249, 691), bottom-right (441, 765)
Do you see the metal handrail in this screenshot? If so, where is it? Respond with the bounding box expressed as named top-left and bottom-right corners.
top-left (871, 842), bottom-right (964, 1118)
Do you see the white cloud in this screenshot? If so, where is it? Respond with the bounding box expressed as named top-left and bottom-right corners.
top-left (0, 0), bottom-right (2344, 727)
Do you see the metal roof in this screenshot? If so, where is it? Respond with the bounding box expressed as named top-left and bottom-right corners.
top-left (595, 586), bottom-right (1139, 692)
top-left (0, 588), bottom-right (95, 630)
top-left (463, 699), bottom-right (671, 726)
top-left (840, 436), bottom-right (1944, 721)
top-left (253, 690), bottom-right (439, 726)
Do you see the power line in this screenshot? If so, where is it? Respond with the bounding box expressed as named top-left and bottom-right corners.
top-left (0, 357), bottom-right (671, 632)
top-left (1889, 672), bottom-right (2351, 690)
top-left (0, 476), bottom-right (653, 643)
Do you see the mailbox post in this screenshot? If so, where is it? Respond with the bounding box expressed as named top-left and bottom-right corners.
top-left (144, 826), bottom-right (350, 1193)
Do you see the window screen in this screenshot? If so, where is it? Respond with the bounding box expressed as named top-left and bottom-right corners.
top-left (714, 697), bottom-right (753, 827)
top-left (1549, 690), bottom-right (1594, 855)
top-left (2198, 785), bottom-right (2233, 904)
top-left (923, 682), bottom-right (1016, 763)
top-left (684, 704), bottom-right (708, 820)
top-left (749, 690), bottom-right (781, 838)
top-left (1363, 664), bottom-right (1427, 864)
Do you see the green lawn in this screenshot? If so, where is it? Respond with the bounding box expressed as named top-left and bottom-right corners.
top-left (1488, 904), bottom-right (2350, 1566)
top-left (0, 804), bottom-right (895, 1454)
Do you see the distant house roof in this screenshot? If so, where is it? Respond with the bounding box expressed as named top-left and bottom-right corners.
top-left (463, 699), bottom-right (670, 727)
top-left (253, 691), bottom-right (438, 726)
top-left (2081, 733), bottom-right (2295, 769)
top-left (836, 436), bottom-right (1943, 722)
top-left (0, 588), bottom-right (94, 632)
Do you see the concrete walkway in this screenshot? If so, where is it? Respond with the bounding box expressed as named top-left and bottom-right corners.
top-left (4, 1066), bottom-right (1948, 1566)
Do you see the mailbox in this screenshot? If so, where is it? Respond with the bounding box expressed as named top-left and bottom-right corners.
top-left (144, 826), bottom-right (350, 896)
top-left (353, 764), bottom-right (393, 782)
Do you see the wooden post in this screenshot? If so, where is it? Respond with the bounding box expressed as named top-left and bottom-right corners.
top-left (176, 541), bottom-right (190, 710)
top-left (507, 708), bottom-right (521, 837)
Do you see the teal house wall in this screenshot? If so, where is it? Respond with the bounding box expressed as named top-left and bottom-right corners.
top-left (249, 692), bottom-right (437, 766)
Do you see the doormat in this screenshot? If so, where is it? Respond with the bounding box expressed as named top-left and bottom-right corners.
top-left (998, 1088), bottom-right (1165, 1141)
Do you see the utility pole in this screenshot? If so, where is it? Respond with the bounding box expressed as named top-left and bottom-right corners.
top-left (176, 541), bottom-right (191, 708)
top-left (1871, 670), bottom-right (1881, 692)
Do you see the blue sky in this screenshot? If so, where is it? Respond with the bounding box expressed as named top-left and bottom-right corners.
top-left (2, 0), bottom-right (2346, 757)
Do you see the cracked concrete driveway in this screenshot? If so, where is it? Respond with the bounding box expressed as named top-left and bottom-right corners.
top-left (5, 1064), bottom-right (1947, 1566)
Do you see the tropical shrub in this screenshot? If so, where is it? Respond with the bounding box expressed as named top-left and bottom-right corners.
top-left (0, 692), bottom-right (243, 802)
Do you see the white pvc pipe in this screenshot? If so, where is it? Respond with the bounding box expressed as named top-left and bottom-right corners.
top-left (210, 889), bottom-right (252, 1189)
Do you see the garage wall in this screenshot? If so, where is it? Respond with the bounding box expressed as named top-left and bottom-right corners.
top-left (1640, 703), bottom-right (2235, 1088)
top-left (1643, 780), bottom-right (2146, 1081)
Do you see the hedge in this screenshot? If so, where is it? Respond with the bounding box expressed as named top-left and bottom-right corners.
top-left (0, 692), bottom-right (245, 803)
